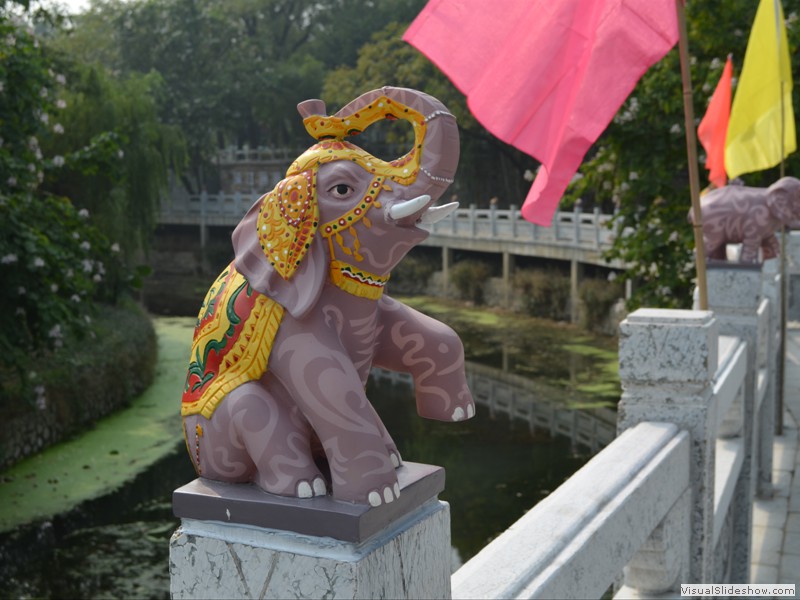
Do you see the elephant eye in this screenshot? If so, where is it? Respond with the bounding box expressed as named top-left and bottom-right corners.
top-left (329, 183), bottom-right (355, 199)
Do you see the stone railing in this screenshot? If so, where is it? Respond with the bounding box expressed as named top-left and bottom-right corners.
top-left (425, 204), bottom-right (615, 252)
top-left (158, 192), bottom-right (616, 254)
top-left (451, 264), bottom-right (779, 598)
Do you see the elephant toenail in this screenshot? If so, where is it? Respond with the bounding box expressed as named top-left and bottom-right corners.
top-left (313, 477), bottom-right (327, 496)
top-left (393, 482), bottom-right (400, 498)
top-left (297, 481), bottom-right (313, 498)
top-left (390, 452), bottom-right (401, 468)
top-left (467, 404), bottom-right (475, 418)
top-left (452, 406), bottom-right (465, 421)
top-left (368, 491), bottom-right (382, 507)
top-left (383, 487), bottom-right (394, 503)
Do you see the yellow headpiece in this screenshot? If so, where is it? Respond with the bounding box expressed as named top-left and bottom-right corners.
top-left (256, 96), bottom-right (429, 280)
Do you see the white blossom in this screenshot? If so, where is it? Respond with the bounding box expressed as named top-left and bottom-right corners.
top-left (81, 259), bottom-right (93, 273)
top-left (80, 241), bottom-right (91, 251)
top-left (53, 155), bottom-right (65, 167)
top-left (55, 74), bottom-right (66, 85)
top-left (53, 123), bottom-right (64, 134)
top-left (1, 254), bottom-right (18, 264)
top-left (71, 294), bottom-right (81, 303)
top-left (33, 257), bottom-right (45, 268)
top-left (50, 283), bottom-right (58, 293)
top-left (78, 208), bottom-right (89, 218)
top-left (93, 273), bottom-right (103, 282)
top-left (56, 99), bottom-right (67, 109)
top-left (670, 123), bottom-right (681, 134)
top-left (111, 243), bottom-right (120, 253)
top-left (35, 385), bottom-right (47, 410)
top-left (629, 172), bottom-right (639, 180)
top-left (48, 324), bottom-right (62, 339)
top-left (18, 286), bottom-right (26, 295)
top-left (73, 232), bottom-right (80, 240)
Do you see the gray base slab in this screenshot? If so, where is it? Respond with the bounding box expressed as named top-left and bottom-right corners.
top-left (172, 461), bottom-right (445, 543)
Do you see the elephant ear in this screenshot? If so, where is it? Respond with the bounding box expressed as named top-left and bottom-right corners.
top-left (232, 173), bottom-right (327, 320)
top-left (767, 177), bottom-right (800, 223)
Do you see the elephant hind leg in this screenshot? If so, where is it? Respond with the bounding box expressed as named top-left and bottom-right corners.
top-left (186, 381), bottom-right (327, 498)
top-left (227, 381), bottom-right (327, 498)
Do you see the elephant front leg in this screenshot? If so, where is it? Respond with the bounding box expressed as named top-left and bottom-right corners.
top-left (269, 330), bottom-right (400, 506)
top-left (374, 296), bottom-right (475, 422)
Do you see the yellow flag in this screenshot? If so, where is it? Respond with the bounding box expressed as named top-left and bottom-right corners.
top-left (725, 0), bottom-right (795, 179)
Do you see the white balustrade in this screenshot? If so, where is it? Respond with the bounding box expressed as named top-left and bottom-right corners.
top-left (451, 264), bottom-right (780, 598)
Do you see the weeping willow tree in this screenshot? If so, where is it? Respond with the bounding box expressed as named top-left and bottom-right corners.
top-left (41, 64), bottom-right (186, 258)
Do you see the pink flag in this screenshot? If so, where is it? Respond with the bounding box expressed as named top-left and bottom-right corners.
top-left (404, 0), bottom-right (679, 225)
top-left (697, 56), bottom-right (733, 188)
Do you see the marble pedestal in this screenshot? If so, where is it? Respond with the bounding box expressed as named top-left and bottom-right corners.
top-left (169, 462), bottom-right (451, 599)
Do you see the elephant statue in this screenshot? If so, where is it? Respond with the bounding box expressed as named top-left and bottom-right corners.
top-left (180, 87), bottom-right (475, 506)
top-left (689, 176), bottom-right (800, 263)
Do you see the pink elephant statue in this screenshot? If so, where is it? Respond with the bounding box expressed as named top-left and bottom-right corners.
top-left (689, 177), bottom-right (800, 263)
top-left (180, 87), bottom-right (475, 506)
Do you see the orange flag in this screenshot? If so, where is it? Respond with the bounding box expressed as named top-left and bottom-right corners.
top-left (698, 56), bottom-right (733, 188)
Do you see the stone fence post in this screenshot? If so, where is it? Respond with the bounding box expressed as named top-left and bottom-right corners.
top-left (169, 463), bottom-right (451, 599)
top-left (617, 309), bottom-right (719, 588)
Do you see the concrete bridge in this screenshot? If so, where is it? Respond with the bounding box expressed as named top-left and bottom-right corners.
top-left (159, 192), bottom-right (625, 319)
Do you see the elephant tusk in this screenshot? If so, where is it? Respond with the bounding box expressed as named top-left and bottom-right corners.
top-left (420, 201), bottom-right (459, 225)
top-left (388, 194), bottom-right (431, 221)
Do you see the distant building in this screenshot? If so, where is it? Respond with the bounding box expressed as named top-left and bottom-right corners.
top-left (216, 146), bottom-right (299, 194)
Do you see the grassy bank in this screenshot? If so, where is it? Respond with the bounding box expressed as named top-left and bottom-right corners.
top-left (0, 317), bottom-right (194, 533)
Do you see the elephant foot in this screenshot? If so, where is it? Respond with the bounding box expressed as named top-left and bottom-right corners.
top-left (296, 476), bottom-right (328, 498)
top-left (451, 403), bottom-right (476, 421)
top-left (368, 482), bottom-right (402, 507)
top-left (255, 469), bottom-right (329, 499)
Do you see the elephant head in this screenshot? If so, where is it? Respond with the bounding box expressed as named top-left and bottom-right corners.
top-left (232, 86), bottom-right (460, 319)
top-left (181, 87), bottom-right (473, 506)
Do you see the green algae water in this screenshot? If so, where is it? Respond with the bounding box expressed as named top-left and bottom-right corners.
top-left (0, 304), bottom-right (619, 598)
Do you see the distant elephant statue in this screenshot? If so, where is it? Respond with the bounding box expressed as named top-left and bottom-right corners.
top-left (180, 87), bottom-right (475, 506)
top-left (689, 176), bottom-right (800, 263)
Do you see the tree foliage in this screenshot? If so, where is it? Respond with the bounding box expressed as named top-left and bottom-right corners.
top-left (566, 1), bottom-right (800, 309)
top-left (0, 3), bottom-right (178, 391)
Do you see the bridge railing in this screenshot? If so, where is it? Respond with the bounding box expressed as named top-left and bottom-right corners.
top-left (451, 265), bottom-right (779, 598)
top-left (159, 192), bottom-right (617, 252)
top-left (425, 204), bottom-right (616, 250)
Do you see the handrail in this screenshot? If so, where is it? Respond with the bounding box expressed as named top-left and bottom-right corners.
top-left (158, 193), bottom-right (618, 255)
top-left (452, 422), bottom-right (690, 599)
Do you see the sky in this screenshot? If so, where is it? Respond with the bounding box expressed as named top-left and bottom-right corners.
top-left (42, 0), bottom-right (92, 14)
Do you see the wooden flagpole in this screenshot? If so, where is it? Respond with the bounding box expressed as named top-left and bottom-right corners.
top-left (776, 0), bottom-right (787, 434)
top-left (676, 0), bottom-right (708, 310)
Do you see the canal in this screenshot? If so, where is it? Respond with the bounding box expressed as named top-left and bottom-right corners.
top-left (1, 298), bottom-right (620, 598)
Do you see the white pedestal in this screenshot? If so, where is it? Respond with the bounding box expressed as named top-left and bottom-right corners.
top-left (169, 462), bottom-right (451, 599)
